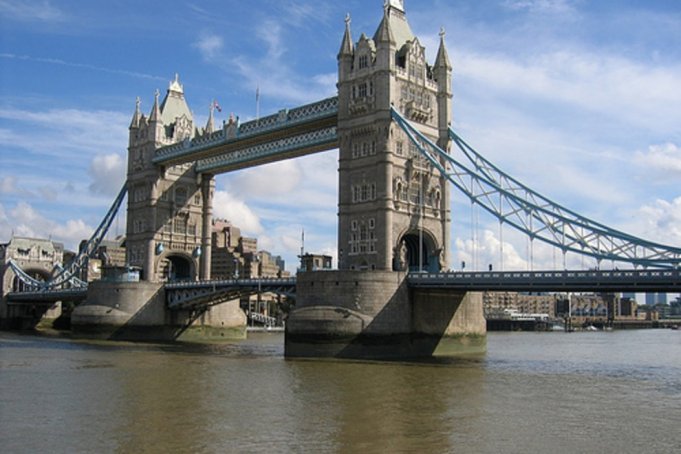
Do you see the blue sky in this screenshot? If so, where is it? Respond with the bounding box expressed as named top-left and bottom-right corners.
top-left (1, 0), bottom-right (681, 276)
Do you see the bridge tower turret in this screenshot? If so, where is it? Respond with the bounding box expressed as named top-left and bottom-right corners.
top-left (336, 0), bottom-right (452, 272)
top-left (126, 75), bottom-right (213, 282)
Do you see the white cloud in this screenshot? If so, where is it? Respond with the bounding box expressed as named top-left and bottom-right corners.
top-left (456, 50), bottom-right (681, 135)
top-left (634, 143), bottom-right (681, 179)
top-left (193, 15), bottom-right (337, 105)
top-left (212, 190), bottom-right (264, 235)
top-left (89, 153), bottom-right (126, 196)
top-left (194, 34), bottom-right (224, 60)
top-left (0, 0), bottom-right (65, 22)
top-left (454, 229), bottom-right (528, 271)
top-left (0, 107), bottom-right (129, 159)
top-left (0, 201), bottom-right (94, 250)
top-left (0, 176), bottom-right (19, 194)
top-left (228, 160), bottom-right (302, 199)
top-left (502, 0), bottom-right (577, 14)
top-left (0, 54), bottom-right (166, 81)
top-left (634, 197), bottom-right (681, 247)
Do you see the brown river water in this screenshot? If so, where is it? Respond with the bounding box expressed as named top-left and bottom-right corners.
top-left (1, 329), bottom-right (679, 453)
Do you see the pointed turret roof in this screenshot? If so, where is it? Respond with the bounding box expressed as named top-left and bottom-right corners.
top-left (373, 0), bottom-right (414, 49)
top-left (129, 96), bottom-right (141, 129)
top-left (434, 28), bottom-right (452, 70)
top-left (338, 13), bottom-right (354, 57)
top-left (149, 89), bottom-right (161, 123)
top-left (160, 74), bottom-right (193, 124)
top-left (205, 102), bottom-right (215, 134)
top-left (374, 5), bottom-right (396, 44)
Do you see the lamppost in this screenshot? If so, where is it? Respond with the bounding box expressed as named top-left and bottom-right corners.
top-left (254, 254), bottom-right (261, 317)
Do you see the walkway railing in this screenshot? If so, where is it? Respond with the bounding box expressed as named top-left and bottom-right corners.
top-left (153, 97), bottom-right (339, 166)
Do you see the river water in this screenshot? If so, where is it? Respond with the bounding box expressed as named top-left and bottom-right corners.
top-left (1, 329), bottom-right (679, 453)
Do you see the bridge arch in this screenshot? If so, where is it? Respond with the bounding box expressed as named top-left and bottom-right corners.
top-left (157, 252), bottom-right (197, 282)
top-left (11, 268), bottom-right (51, 292)
top-left (394, 229), bottom-right (442, 273)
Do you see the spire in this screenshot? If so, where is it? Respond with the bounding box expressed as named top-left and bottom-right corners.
top-left (375, 3), bottom-right (396, 44)
top-left (168, 73), bottom-right (183, 95)
top-left (387, 0), bottom-right (405, 13)
top-left (205, 101), bottom-right (215, 134)
top-left (338, 13), bottom-right (354, 58)
top-left (149, 89), bottom-right (162, 123)
top-left (434, 27), bottom-right (452, 70)
top-left (129, 96), bottom-right (141, 129)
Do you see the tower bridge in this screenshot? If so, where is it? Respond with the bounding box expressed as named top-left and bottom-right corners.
top-left (3, 1), bottom-right (681, 357)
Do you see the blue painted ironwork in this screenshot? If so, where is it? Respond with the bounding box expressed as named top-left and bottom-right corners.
top-left (6, 287), bottom-right (88, 303)
top-left (153, 97), bottom-right (339, 166)
top-left (408, 269), bottom-right (681, 293)
top-left (165, 278), bottom-right (296, 310)
top-left (391, 106), bottom-right (681, 269)
top-left (196, 126), bottom-right (337, 173)
top-left (9, 183), bottom-right (128, 291)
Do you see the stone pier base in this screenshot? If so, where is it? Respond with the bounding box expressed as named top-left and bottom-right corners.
top-left (71, 281), bottom-right (246, 342)
top-left (285, 271), bottom-right (486, 359)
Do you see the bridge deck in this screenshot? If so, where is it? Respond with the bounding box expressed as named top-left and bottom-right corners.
top-left (6, 288), bottom-right (88, 303)
top-left (408, 269), bottom-right (681, 293)
top-left (153, 97), bottom-right (339, 173)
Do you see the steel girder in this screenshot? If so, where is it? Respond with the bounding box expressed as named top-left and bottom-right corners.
top-left (9, 183), bottom-right (127, 291)
top-left (390, 107), bottom-right (681, 269)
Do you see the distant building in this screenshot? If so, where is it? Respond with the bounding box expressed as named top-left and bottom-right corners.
top-left (78, 236), bottom-right (127, 281)
top-left (483, 292), bottom-right (561, 318)
top-left (645, 293), bottom-right (667, 305)
top-left (299, 254), bottom-right (333, 272)
top-left (484, 291), bottom-right (638, 323)
top-left (0, 236), bottom-right (66, 328)
top-left (210, 219), bottom-right (289, 280)
top-left (1, 237), bottom-right (65, 291)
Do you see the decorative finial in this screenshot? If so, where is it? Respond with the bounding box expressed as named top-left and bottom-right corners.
top-left (439, 27), bottom-right (446, 39)
top-left (135, 96), bottom-right (141, 111)
top-left (345, 13), bottom-right (351, 26)
top-left (174, 73), bottom-right (179, 83)
top-left (154, 89), bottom-right (160, 101)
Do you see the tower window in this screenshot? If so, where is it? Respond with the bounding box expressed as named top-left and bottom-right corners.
top-left (175, 187), bottom-right (187, 205)
top-left (359, 55), bottom-right (369, 69)
top-left (174, 218), bottom-right (187, 235)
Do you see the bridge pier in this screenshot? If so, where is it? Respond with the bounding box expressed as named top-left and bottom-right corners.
top-left (285, 271), bottom-right (486, 359)
top-left (71, 281), bottom-right (246, 341)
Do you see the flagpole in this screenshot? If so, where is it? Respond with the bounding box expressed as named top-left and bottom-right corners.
top-left (256, 85), bottom-right (260, 122)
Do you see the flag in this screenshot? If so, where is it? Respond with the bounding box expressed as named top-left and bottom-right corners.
top-left (213, 99), bottom-right (222, 112)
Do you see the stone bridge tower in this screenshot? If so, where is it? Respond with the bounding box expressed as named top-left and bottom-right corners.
top-left (337, 0), bottom-right (452, 273)
top-left (126, 75), bottom-right (215, 282)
